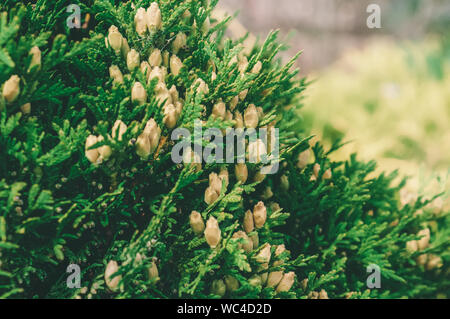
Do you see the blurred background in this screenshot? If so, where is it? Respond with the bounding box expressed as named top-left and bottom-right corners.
top-left (218, 0), bottom-right (450, 206)
top-left (218, 0), bottom-right (450, 73)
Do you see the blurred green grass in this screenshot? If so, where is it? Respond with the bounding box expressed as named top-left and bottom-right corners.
top-left (301, 37), bottom-right (450, 206)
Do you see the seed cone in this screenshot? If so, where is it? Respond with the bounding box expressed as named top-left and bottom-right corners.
top-left (313, 163), bottom-right (321, 179)
top-left (145, 118), bottom-right (161, 152)
top-left (209, 172), bottom-right (222, 195)
top-left (163, 103), bottom-right (178, 129)
top-left (140, 61), bottom-right (151, 78)
top-left (134, 8), bottom-right (148, 36)
top-left (267, 245), bottom-right (286, 288)
top-left (234, 111), bottom-right (244, 128)
top-left (147, 2), bottom-right (162, 31)
top-left (243, 210), bottom-right (254, 234)
top-left (204, 216), bottom-right (221, 248)
top-left (224, 276), bottom-right (239, 292)
top-left (275, 244), bottom-right (286, 257)
top-left (97, 135), bottom-right (112, 161)
top-left (417, 228), bottom-right (430, 251)
top-left (136, 132), bottom-right (151, 159)
top-left (258, 263), bottom-right (269, 285)
top-left (406, 240), bottom-right (418, 253)
top-left (204, 186), bottom-right (219, 205)
top-left (2, 75), bottom-right (20, 103)
top-left (235, 163), bottom-right (248, 183)
top-left (121, 37), bottom-right (130, 58)
top-left (193, 78), bottom-right (209, 95)
top-left (276, 272), bottom-right (295, 293)
top-left (170, 55), bottom-right (183, 76)
top-left (211, 279), bottom-right (226, 297)
top-left (169, 85), bottom-right (179, 102)
top-left (136, 118), bottom-right (160, 159)
top-left (253, 201), bottom-right (267, 229)
top-left (107, 25), bottom-right (123, 54)
top-left (225, 110), bottom-right (233, 121)
top-left (29, 46), bottom-right (41, 71)
top-left (229, 96), bottom-right (239, 111)
top-left (232, 231), bottom-right (253, 253)
top-left (105, 260), bottom-right (121, 291)
top-left (244, 104), bottom-right (259, 128)
top-left (255, 243), bottom-right (271, 264)
top-left (112, 120), bottom-right (127, 141)
top-left (149, 49), bottom-right (162, 67)
top-left (172, 32), bottom-right (187, 54)
top-left (20, 103), bottom-right (31, 114)
top-left (250, 232), bottom-right (259, 248)
top-left (150, 66), bottom-right (165, 83)
top-left (127, 49), bottom-right (140, 71)
top-left (85, 135), bottom-right (100, 164)
top-left (323, 168), bottom-right (332, 180)
top-left (189, 211), bottom-right (205, 235)
top-left (253, 171), bottom-right (266, 183)
top-left (308, 291), bottom-right (319, 299)
top-left (297, 149), bottom-right (311, 170)
top-left (155, 85), bottom-right (172, 107)
top-left (416, 253), bottom-right (428, 266)
top-left (249, 275), bottom-right (262, 287)
top-left (248, 139), bottom-right (267, 164)
top-left (252, 61), bottom-right (262, 74)
top-left (267, 270), bottom-right (283, 288)
top-left (212, 101), bottom-right (226, 119)
top-left (426, 254), bottom-right (443, 270)
top-left (148, 260), bottom-right (159, 282)
top-left (109, 65), bottom-right (124, 84)
top-left (319, 289), bottom-right (329, 299)
top-left (131, 82), bottom-right (147, 105)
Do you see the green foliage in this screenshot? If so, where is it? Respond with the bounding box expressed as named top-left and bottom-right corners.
top-left (0, 1), bottom-right (448, 299)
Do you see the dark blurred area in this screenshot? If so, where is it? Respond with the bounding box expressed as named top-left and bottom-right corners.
top-left (218, 0), bottom-right (450, 73)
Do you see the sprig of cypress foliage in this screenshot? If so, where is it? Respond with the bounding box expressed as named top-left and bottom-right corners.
top-left (0, 1), bottom-right (447, 299)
